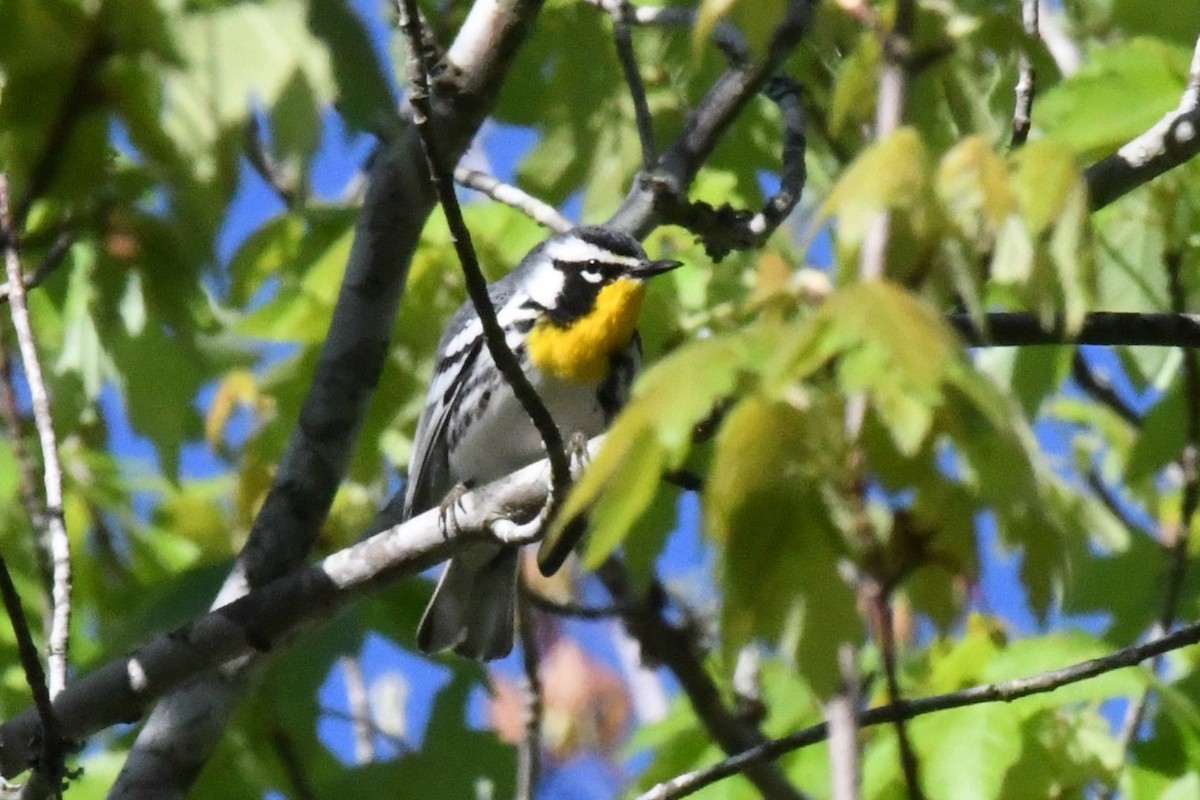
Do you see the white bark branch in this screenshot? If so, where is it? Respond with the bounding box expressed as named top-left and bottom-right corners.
top-left (0, 175), bottom-right (71, 702)
top-left (1086, 32), bottom-right (1200, 210)
top-left (0, 438), bottom-right (588, 781)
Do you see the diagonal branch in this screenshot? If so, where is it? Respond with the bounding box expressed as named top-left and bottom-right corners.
top-left (1085, 32), bottom-right (1200, 210)
top-left (454, 168), bottom-right (572, 232)
top-left (0, 436), bottom-right (603, 780)
top-left (0, 557), bottom-right (71, 800)
top-left (397, 0), bottom-right (570, 501)
top-left (637, 621), bottom-right (1200, 800)
top-left (610, 0), bottom-right (658, 170)
top-left (607, 0), bottom-right (814, 238)
top-left (596, 560), bottom-right (810, 800)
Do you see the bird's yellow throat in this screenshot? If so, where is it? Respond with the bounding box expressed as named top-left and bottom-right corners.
top-left (528, 279), bottom-right (646, 384)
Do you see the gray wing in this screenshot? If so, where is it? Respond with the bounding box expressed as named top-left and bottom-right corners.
top-left (402, 325), bottom-right (484, 519)
top-left (402, 275), bottom-right (525, 518)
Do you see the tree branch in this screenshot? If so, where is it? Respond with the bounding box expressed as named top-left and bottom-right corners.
top-left (0, 436), bottom-right (598, 781)
top-left (949, 311), bottom-right (1200, 348)
top-left (0, 176), bottom-right (71, 703)
top-left (636, 620), bottom-right (1200, 800)
top-left (607, 0), bottom-right (813, 238)
top-left (662, 76), bottom-right (808, 261)
top-left (515, 589), bottom-right (543, 800)
top-left (454, 168), bottom-right (572, 232)
top-left (0, 557), bottom-right (70, 800)
top-left (1071, 351), bottom-right (1141, 427)
top-left (397, 0), bottom-right (570, 501)
top-left (1085, 32), bottom-right (1200, 211)
top-left (610, 0), bottom-right (658, 170)
top-left (1009, 0), bottom-right (1038, 148)
top-left (596, 560), bottom-right (810, 800)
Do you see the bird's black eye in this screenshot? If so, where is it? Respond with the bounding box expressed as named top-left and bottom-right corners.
top-left (586, 259), bottom-right (600, 269)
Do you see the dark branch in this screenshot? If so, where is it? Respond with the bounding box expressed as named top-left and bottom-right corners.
top-left (0, 557), bottom-right (72, 798)
top-left (607, 0), bottom-right (813, 238)
top-left (1085, 34), bottom-right (1200, 210)
top-left (611, 1), bottom-right (658, 170)
top-left (949, 312), bottom-right (1200, 349)
top-left (597, 560), bottom-right (810, 800)
top-left (1071, 351), bottom-right (1141, 427)
top-left (660, 76), bottom-right (808, 260)
top-left (397, 0), bottom-right (571, 502)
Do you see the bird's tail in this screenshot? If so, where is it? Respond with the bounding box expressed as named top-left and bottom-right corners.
top-left (416, 544), bottom-right (518, 660)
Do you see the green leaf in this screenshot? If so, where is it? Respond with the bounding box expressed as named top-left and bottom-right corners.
top-left (307, 0), bottom-right (398, 133)
top-left (1127, 377), bottom-right (1185, 484)
top-left (552, 332), bottom-right (754, 566)
top-left (1036, 38), bottom-right (1190, 158)
top-left (707, 394), bottom-right (859, 698)
top-left (911, 703), bottom-right (1022, 800)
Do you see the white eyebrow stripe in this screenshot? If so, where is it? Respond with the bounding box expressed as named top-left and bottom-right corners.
top-left (545, 239), bottom-right (643, 267)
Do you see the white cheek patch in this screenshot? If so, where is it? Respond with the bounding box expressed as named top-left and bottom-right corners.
top-left (545, 238), bottom-right (643, 268)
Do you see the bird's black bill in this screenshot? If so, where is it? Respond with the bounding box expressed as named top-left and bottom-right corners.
top-left (631, 258), bottom-right (683, 279)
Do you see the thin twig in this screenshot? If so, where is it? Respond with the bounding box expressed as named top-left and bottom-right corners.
top-left (0, 230), bottom-right (76, 305)
top-left (395, 0), bottom-right (571, 501)
top-left (0, 176), bottom-right (71, 701)
top-left (636, 619), bottom-right (1200, 800)
top-left (1010, 0), bottom-right (1039, 148)
top-left (1085, 469), bottom-right (1152, 538)
top-left (1071, 351), bottom-right (1141, 427)
top-left (339, 656), bottom-right (375, 764)
top-left (611, 1), bottom-right (658, 169)
top-left (515, 589), bottom-right (543, 800)
top-left (453, 168), bottom-right (572, 233)
top-left (597, 559), bottom-right (810, 800)
top-left (522, 586), bottom-right (629, 619)
top-left (245, 116), bottom-right (302, 209)
top-left (1102, 251), bottom-right (1200, 798)
top-left (0, 341), bottom-right (52, 590)
top-left (0, 557), bottom-right (69, 799)
top-left (870, 590), bottom-right (924, 800)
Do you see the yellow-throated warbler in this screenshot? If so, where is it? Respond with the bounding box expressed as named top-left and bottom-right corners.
top-left (402, 225), bottom-right (681, 659)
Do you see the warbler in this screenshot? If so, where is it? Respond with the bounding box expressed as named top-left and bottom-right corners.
top-left (403, 225), bottom-right (681, 659)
